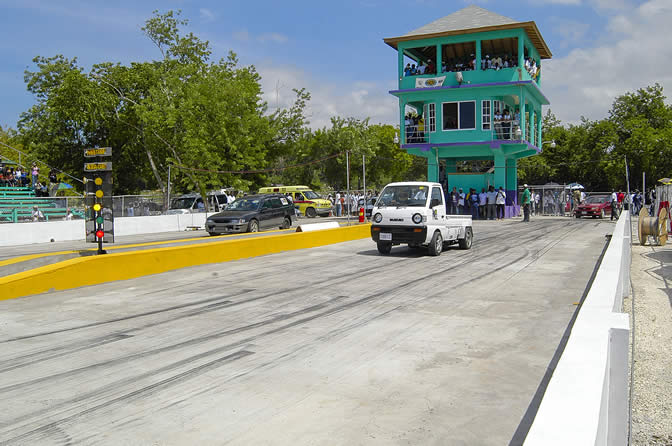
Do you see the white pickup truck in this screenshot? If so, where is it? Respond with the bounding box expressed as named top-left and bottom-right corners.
top-left (370, 181), bottom-right (473, 256)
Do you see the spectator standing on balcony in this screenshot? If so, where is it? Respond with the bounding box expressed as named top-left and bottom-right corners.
top-left (417, 117), bottom-right (425, 141)
top-left (496, 187), bottom-right (506, 220)
top-left (417, 61), bottom-right (426, 75)
top-left (494, 110), bottom-right (503, 139)
top-left (502, 109), bottom-right (512, 139)
top-left (410, 64), bottom-right (417, 75)
top-left (404, 64), bottom-right (411, 76)
top-left (426, 59), bottom-right (435, 74)
top-left (31, 163), bottom-right (39, 188)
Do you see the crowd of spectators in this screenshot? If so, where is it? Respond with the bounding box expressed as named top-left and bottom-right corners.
top-left (0, 162), bottom-right (61, 197)
top-left (0, 166), bottom-right (29, 187)
top-left (524, 57), bottom-right (540, 80)
top-left (494, 108), bottom-right (520, 140)
top-left (404, 113), bottom-right (426, 143)
top-left (446, 185), bottom-right (507, 220)
top-left (403, 53), bottom-right (523, 76)
top-left (402, 53), bottom-right (543, 81)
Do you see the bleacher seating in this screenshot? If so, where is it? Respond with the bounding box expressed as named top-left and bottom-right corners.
top-left (0, 186), bottom-right (80, 222)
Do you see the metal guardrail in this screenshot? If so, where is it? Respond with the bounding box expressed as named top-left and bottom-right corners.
top-left (0, 195), bottom-right (166, 222)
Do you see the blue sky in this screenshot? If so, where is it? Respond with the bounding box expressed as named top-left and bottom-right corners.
top-left (1, 0), bottom-right (669, 130)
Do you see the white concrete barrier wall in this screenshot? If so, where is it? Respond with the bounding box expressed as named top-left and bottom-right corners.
top-left (524, 212), bottom-right (631, 446)
top-left (0, 213), bottom-right (212, 246)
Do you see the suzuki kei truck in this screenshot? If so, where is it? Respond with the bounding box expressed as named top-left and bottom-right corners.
top-left (370, 182), bottom-right (473, 256)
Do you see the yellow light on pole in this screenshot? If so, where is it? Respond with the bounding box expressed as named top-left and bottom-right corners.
top-left (95, 190), bottom-right (104, 198)
top-left (94, 177), bottom-right (103, 185)
top-left (93, 203), bottom-right (102, 212)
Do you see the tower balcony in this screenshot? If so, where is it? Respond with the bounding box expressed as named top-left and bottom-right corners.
top-left (399, 66), bottom-right (537, 91)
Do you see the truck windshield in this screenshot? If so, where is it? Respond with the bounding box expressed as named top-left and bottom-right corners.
top-left (170, 197), bottom-right (196, 209)
top-left (377, 185), bottom-right (429, 207)
top-left (303, 190), bottom-right (320, 199)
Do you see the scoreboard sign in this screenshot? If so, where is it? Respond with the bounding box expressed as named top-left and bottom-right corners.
top-left (84, 147), bottom-right (112, 157)
top-left (84, 162), bottom-right (112, 172)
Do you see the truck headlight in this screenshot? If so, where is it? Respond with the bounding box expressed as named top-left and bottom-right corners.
top-left (373, 213), bottom-right (383, 223)
top-left (412, 213), bottom-right (423, 224)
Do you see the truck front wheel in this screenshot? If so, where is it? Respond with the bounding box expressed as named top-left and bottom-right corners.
top-left (459, 227), bottom-right (473, 250)
top-left (377, 241), bottom-right (392, 255)
top-left (428, 231), bottom-right (443, 256)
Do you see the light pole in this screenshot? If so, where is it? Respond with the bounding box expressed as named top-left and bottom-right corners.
top-left (541, 140), bottom-right (556, 149)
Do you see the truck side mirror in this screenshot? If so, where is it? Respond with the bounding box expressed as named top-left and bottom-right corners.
top-left (430, 198), bottom-right (440, 208)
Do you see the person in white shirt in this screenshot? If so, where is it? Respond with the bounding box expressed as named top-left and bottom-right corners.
top-left (458, 188), bottom-right (465, 214)
top-left (417, 61), bottom-right (426, 75)
top-left (496, 187), bottom-right (507, 220)
top-left (478, 188), bottom-right (487, 219)
top-left (486, 186), bottom-right (498, 220)
top-left (610, 190), bottom-right (619, 220)
top-left (335, 192), bottom-right (342, 217)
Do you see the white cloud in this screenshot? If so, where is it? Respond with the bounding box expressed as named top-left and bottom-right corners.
top-left (542, 0), bottom-right (672, 124)
top-left (256, 64), bottom-right (397, 129)
top-left (550, 17), bottom-right (590, 48)
top-left (199, 8), bottom-right (215, 23)
top-left (233, 30), bottom-right (288, 44)
top-left (233, 29), bottom-right (250, 42)
top-left (257, 33), bottom-right (289, 44)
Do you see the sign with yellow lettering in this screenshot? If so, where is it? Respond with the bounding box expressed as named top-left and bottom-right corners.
top-left (84, 147), bottom-right (112, 158)
top-left (84, 162), bottom-right (112, 172)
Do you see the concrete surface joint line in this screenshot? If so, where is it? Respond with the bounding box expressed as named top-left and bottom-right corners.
top-left (524, 212), bottom-right (632, 446)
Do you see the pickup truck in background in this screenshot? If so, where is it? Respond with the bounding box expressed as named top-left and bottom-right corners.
top-left (370, 182), bottom-right (473, 256)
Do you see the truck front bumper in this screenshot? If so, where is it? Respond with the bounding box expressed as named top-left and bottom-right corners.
top-left (371, 225), bottom-right (427, 244)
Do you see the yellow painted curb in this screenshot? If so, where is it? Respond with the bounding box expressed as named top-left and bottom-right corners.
top-left (0, 224), bottom-right (371, 301)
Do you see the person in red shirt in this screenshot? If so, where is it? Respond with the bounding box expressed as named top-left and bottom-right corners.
top-left (617, 191), bottom-right (625, 204)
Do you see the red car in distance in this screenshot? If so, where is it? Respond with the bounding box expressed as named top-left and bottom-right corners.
top-left (575, 195), bottom-right (611, 219)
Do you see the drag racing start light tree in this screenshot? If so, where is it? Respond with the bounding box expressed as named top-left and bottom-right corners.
top-left (84, 147), bottom-right (114, 254)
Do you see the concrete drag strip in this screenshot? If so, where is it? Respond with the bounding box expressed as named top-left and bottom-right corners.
top-left (0, 218), bottom-right (610, 445)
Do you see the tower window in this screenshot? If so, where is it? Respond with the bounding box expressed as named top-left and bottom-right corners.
top-left (482, 100), bottom-right (491, 130)
top-left (423, 103), bottom-right (436, 133)
top-left (442, 101), bottom-right (476, 131)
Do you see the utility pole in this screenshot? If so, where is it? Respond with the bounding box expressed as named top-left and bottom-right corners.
top-left (362, 154), bottom-right (367, 222)
top-left (166, 164), bottom-right (171, 212)
top-left (346, 151), bottom-right (351, 226)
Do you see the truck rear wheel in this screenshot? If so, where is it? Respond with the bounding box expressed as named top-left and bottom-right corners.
top-left (427, 231), bottom-right (443, 256)
top-left (377, 241), bottom-right (392, 255)
top-left (458, 227), bottom-right (473, 250)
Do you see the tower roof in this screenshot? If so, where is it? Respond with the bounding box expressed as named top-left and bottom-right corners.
top-left (384, 5), bottom-right (552, 59)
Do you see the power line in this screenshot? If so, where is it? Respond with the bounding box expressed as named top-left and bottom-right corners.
top-left (0, 140), bottom-right (84, 184)
top-left (172, 152), bottom-right (343, 175)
